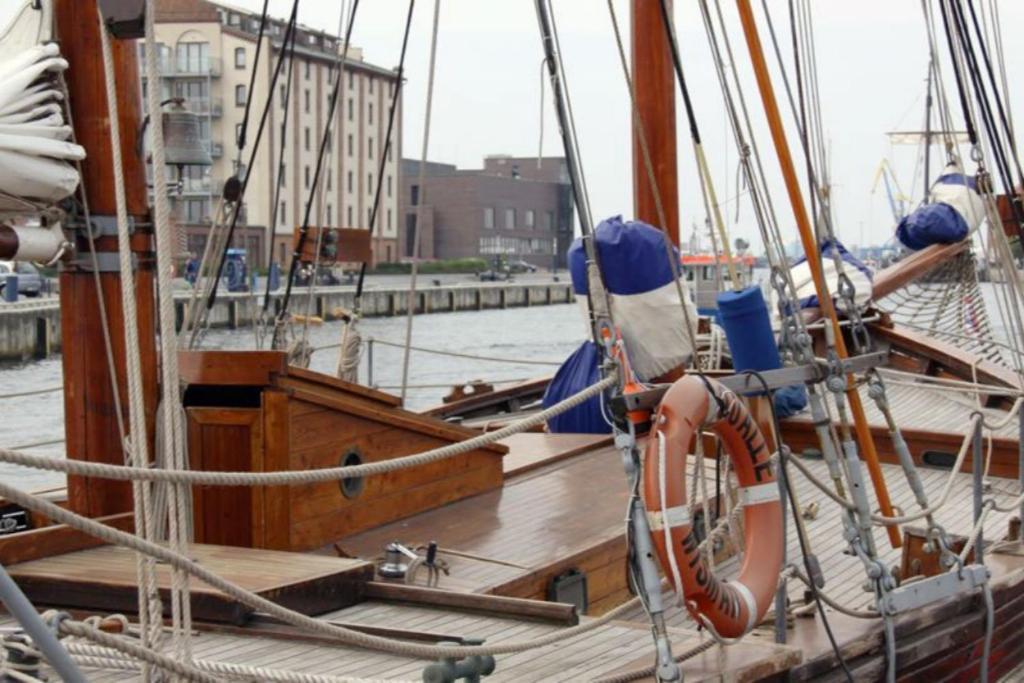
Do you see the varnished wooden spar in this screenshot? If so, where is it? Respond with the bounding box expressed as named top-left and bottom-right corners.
top-left (55, 0), bottom-right (158, 518)
top-left (734, 0), bottom-right (902, 547)
top-left (632, 0), bottom-right (679, 243)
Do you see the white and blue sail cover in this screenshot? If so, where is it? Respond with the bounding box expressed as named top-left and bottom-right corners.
top-left (788, 238), bottom-right (873, 311)
top-left (896, 161), bottom-right (984, 251)
top-left (544, 216), bottom-right (698, 434)
top-left (568, 216), bottom-right (698, 379)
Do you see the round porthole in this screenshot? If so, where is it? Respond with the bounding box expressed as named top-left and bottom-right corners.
top-left (339, 449), bottom-right (365, 499)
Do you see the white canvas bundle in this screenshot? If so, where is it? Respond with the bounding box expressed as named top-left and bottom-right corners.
top-left (576, 277), bottom-right (699, 381)
top-left (0, 34), bottom-right (84, 207)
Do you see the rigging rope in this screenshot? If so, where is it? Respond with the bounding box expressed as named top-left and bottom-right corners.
top-left (97, 9), bottom-right (165, 671)
top-left (143, 0), bottom-right (194, 659)
top-left (399, 0), bottom-right (440, 403)
top-left (0, 376), bottom-right (614, 486)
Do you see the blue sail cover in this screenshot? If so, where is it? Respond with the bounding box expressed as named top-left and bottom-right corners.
top-left (569, 216), bottom-right (679, 296)
top-left (896, 166), bottom-right (980, 250)
top-left (542, 341), bottom-right (610, 434)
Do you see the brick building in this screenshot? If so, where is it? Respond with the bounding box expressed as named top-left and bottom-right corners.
top-left (144, 0), bottom-right (402, 268)
top-left (399, 155), bottom-right (574, 269)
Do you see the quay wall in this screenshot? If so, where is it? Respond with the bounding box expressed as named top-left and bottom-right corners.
top-left (0, 282), bottom-right (575, 363)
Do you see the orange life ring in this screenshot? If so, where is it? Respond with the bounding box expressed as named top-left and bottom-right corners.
top-left (641, 375), bottom-right (783, 638)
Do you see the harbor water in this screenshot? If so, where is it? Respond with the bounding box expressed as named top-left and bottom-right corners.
top-left (0, 303), bottom-right (588, 491)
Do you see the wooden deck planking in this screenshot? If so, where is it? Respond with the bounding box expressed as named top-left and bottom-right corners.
top-left (497, 432), bottom-right (614, 477)
top-left (5, 544), bottom-right (374, 624)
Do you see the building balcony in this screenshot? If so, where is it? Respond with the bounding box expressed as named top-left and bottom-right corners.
top-left (180, 96), bottom-right (223, 118)
top-left (209, 142), bottom-right (224, 159)
top-left (153, 55), bottom-right (223, 78)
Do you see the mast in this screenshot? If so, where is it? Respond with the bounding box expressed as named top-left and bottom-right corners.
top-left (734, 0), bottom-right (902, 547)
top-left (56, 0), bottom-right (157, 517)
top-left (631, 0), bottom-right (679, 244)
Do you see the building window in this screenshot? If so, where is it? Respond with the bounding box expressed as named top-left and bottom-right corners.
top-left (368, 138), bottom-right (374, 159)
top-left (326, 205), bottom-right (332, 224)
top-left (410, 184), bottom-right (419, 206)
top-left (505, 208), bottom-right (515, 229)
top-left (177, 41), bottom-right (209, 73)
top-left (279, 84), bottom-right (286, 108)
top-left (235, 123), bottom-right (243, 147)
top-left (387, 208), bottom-right (392, 230)
top-left (280, 201), bottom-right (286, 224)
top-left (304, 127), bottom-right (310, 151)
top-left (234, 47), bottom-right (246, 69)
top-left (347, 134), bottom-right (353, 157)
top-left (405, 214), bottom-right (417, 257)
top-left (279, 242), bottom-right (285, 262)
top-left (347, 205), bottom-right (353, 225)
top-left (327, 169), bottom-right (332, 190)
top-left (387, 175), bottom-right (392, 197)
top-left (367, 173), bottom-right (373, 195)
top-left (304, 61), bottom-right (310, 79)
top-left (368, 102), bottom-right (373, 120)
top-left (368, 78), bottom-right (374, 94)
top-left (367, 207), bottom-right (372, 225)
top-left (525, 210), bottom-right (535, 229)
top-left (348, 71), bottom-right (354, 90)
top-left (347, 171), bottom-right (353, 192)
top-left (304, 89), bottom-right (310, 113)
top-left (304, 165), bottom-right (310, 188)
top-left (347, 98), bottom-right (353, 121)
top-left (235, 84), bottom-right (247, 106)
top-left (545, 211), bottom-right (555, 231)
top-left (484, 207), bottom-right (494, 229)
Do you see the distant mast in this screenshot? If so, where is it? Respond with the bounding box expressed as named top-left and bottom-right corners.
top-left (631, 0), bottom-right (679, 245)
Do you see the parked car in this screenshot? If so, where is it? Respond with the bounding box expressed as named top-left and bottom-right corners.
top-left (507, 259), bottom-right (538, 273)
top-left (0, 261), bottom-right (42, 298)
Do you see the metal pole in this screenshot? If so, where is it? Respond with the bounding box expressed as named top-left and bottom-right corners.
top-left (0, 563), bottom-right (86, 683)
top-left (367, 337), bottom-right (374, 387)
top-left (973, 419), bottom-right (984, 564)
top-left (1019, 406), bottom-right (1023, 531)
top-left (774, 454), bottom-right (788, 644)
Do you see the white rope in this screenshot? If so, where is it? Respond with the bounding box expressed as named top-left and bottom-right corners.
top-left (0, 476), bottom-right (644, 661)
top-left (400, 0), bottom-right (441, 403)
top-left (329, 337), bottom-right (562, 367)
top-left (142, 0), bottom-right (193, 659)
top-left (96, 11), bottom-right (165, 672)
top-left (0, 376), bottom-right (614, 486)
top-left (782, 404), bottom-right (1023, 526)
top-left (62, 640), bottom-right (403, 683)
top-left (335, 316), bottom-right (362, 381)
top-left (657, 429), bottom-right (686, 600)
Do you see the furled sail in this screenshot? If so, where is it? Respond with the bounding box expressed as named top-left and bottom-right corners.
top-left (0, 42), bottom-right (84, 208)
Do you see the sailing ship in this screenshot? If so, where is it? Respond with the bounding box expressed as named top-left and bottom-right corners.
top-left (0, 0), bottom-right (1023, 681)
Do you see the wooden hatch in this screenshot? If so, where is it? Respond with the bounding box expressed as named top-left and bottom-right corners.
top-left (178, 350), bottom-right (507, 552)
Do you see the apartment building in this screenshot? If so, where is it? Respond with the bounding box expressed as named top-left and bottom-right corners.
top-left (399, 156), bottom-right (574, 270)
top-left (145, 0), bottom-right (402, 267)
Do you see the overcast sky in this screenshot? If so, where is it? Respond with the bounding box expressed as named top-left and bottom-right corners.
top-left (8, 1), bottom-right (1024, 251)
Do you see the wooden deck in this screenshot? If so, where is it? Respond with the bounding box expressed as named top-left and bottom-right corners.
top-left (337, 439), bottom-right (635, 613)
top-left (5, 544), bottom-right (374, 625)
top-left (1, 600), bottom-right (800, 682)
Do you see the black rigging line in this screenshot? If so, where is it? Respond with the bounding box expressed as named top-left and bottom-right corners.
top-left (939, 0), bottom-right (1024, 242)
top-left (963, 0), bottom-right (1021, 176)
top-left (274, 0), bottom-right (361, 344)
top-left (355, 0), bottom-right (416, 305)
top-left (787, 0), bottom-right (820, 242)
top-left (655, 0), bottom-right (702, 144)
top-left (205, 1), bottom-right (299, 312)
top-left (741, 370), bottom-right (856, 683)
top-left (260, 13), bottom-right (299, 316)
top-left (235, 0), bottom-right (270, 165)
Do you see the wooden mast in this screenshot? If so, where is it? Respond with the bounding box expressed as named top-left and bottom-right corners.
top-left (56, 0), bottom-right (157, 517)
top-left (631, 0), bottom-right (679, 244)
top-left (734, 0), bottom-right (901, 547)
